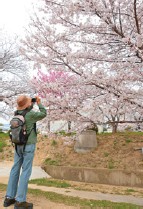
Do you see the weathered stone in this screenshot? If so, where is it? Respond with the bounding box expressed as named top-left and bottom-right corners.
top-left (74, 130), bottom-right (97, 153)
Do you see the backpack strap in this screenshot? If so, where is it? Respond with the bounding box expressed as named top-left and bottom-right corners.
top-left (34, 123), bottom-right (37, 134)
top-left (14, 110), bottom-right (18, 116)
top-left (15, 144), bottom-right (18, 156)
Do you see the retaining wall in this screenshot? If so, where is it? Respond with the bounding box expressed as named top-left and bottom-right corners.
top-left (42, 165), bottom-right (143, 187)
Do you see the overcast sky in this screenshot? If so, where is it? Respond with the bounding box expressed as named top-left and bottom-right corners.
top-left (0, 0), bottom-right (36, 124)
top-left (0, 0), bottom-right (35, 36)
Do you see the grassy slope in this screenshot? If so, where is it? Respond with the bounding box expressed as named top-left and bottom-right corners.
top-left (42, 132), bottom-right (143, 170)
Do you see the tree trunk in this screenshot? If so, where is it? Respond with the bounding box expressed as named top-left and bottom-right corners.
top-left (68, 121), bottom-right (71, 131)
top-left (47, 120), bottom-right (50, 131)
top-left (112, 123), bottom-right (118, 133)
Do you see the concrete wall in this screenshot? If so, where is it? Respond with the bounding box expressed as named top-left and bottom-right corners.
top-left (42, 165), bottom-right (143, 187)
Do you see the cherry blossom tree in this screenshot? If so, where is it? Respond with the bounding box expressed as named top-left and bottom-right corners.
top-left (97, 95), bottom-right (136, 133)
top-left (31, 69), bottom-right (140, 133)
top-left (31, 70), bottom-right (92, 132)
top-left (21, 0), bottom-right (143, 132)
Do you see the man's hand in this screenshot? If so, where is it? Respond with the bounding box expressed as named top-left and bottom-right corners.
top-left (36, 96), bottom-right (41, 105)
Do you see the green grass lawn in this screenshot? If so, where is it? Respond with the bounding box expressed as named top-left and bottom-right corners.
top-left (29, 178), bottom-right (71, 188)
top-left (0, 132), bottom-right (8, 152)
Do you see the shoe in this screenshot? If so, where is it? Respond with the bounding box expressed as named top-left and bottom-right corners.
top-left (14, 201), bottom-right (33, 208)
top-left (3, 197), bottom-right (16, 207)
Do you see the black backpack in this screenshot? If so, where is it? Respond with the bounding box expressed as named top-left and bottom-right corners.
top-left (9, 109), bottom-right (30, 145)
top-left (9, 109), bottom-right (35, 154)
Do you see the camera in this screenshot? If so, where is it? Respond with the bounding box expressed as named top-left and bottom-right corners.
top-left (31, 98), bottom-right (37, 103)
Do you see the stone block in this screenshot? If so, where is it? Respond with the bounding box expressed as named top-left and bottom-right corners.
top-left (74, 130), bottom-right (97, 153)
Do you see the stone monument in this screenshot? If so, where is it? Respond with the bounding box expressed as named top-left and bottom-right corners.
top-left (74, 130), bottom-right (97, 153)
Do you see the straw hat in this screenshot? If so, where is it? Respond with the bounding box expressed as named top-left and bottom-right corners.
top-left (17, 95), bottom-right (31, 110)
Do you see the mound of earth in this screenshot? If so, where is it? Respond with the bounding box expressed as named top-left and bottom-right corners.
top-left (1, 132), bottom-right (143, 170)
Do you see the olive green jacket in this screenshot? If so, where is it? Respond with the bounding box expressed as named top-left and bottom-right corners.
top-left (17, 103), bottom-right (47, 144)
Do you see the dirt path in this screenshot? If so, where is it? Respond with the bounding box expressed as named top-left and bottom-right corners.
top-left (0, 190), bottom-right (79, 209)
top-left (1, 178), bottom-right (143, 207)
top-left (30, 184), bottom-right (143, 206)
